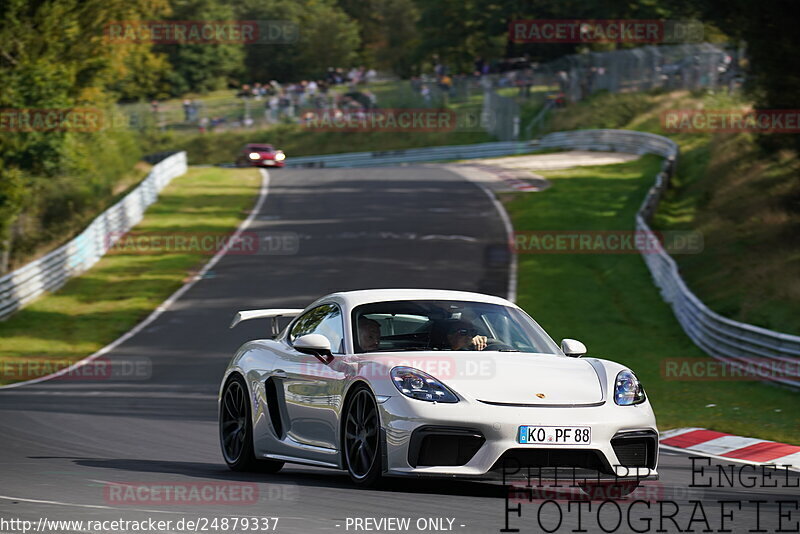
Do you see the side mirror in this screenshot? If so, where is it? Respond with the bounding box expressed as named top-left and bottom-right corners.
top-left (561, 338), bottom-right (587, 357)
top-left (294, 334), bottom-right (334, 363)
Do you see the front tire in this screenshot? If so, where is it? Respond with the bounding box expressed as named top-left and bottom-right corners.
top-left (220, 374), bottom-right (284, 473)
top-left (342, 385), bottom-right (382, 487)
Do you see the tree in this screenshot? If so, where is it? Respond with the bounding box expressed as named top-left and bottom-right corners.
top-left (157, 0), bottom-right (245, 96)
top-left (0, 0), bottom-right (166, 267)
top-left (236, 0), bottom-right (360, 82)
top-left (0, 166), bottom-right (25, 274)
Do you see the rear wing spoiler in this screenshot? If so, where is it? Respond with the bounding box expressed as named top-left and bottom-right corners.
top-left (230, 308), bottom-right (304, 336)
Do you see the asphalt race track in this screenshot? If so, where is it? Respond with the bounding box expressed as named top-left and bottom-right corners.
top-left (0, 167), bottom-right (797, 534)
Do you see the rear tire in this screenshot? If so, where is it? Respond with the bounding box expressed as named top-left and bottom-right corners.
top-left (579, 481), bottom-right (639, 499)
top-left (342, 385), bottom-right (382, 487)
top-left (220, 374), bottom-right (284, 473)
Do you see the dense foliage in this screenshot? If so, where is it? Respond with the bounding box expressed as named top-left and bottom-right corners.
top-left (1, 0), bottom-right (798, 271)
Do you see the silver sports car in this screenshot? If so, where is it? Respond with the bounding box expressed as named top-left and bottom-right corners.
top-left (220, 289), bottom-right (658, 494)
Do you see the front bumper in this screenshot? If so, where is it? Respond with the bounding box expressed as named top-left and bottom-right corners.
top-left (378, 395), bottom-right (658, 481)
top-left (253, 159), bottom-right (284, 167)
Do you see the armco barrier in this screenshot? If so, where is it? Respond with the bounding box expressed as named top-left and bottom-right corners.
top-left (285, 141), bottom-right (532, 168)
top-left (0, 152), bottom-right (188, 320)
top-left (536, 129), bottom-right (800, 389)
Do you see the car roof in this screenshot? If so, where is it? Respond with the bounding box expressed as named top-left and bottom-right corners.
top-left (245, 143), bottom-right (273, 149)
top-left (312, 288), bottom-right (517, 310)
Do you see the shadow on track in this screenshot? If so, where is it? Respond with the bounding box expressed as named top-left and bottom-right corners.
top-left (31, 457), bottom-right (508, 499)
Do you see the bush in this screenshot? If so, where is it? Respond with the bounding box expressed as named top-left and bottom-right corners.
top-left (8, 124), bottom-right (145, 268)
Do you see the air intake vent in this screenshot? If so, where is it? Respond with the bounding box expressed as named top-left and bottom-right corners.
top-left (611, 431), bottom-right (657, 468)
top-left (408, 427), bottom-right (485, 467)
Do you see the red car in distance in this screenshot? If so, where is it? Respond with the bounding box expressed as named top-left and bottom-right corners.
top-left (235, 143), bottom-right (286, 168)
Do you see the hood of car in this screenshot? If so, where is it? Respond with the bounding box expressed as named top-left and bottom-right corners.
top-left (364, 352), bottom-right (604, 405)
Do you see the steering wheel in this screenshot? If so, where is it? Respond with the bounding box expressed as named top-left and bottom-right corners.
top-left (475, 338), bottom-right (515, 351)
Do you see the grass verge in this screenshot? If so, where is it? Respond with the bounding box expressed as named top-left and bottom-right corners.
top-left (545, 89), bottom-right (800, 333)
top-left (0, 166), bottom-right (261, 386)
top-left (504, 155), bottom-right (799, 444)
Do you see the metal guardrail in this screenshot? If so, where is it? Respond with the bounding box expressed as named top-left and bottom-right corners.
top-left (536, 129), bottom-right (800, 389)
top-left (0, 152), bottom-right (188, 320)
top-left (285, 141), bottom-right (532, 168)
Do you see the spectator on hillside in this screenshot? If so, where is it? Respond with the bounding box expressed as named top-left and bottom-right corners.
top-left (278, 91), bottom-right (292, 119)
top-left (474, 57), bottom-right (485, 77)
top-left (438, 74), bottom-right (453, 95)
top-left (266, 95), bottom-right (279, 123)
top-left (420, 85), bottom-right (431, 104)
top-left (518, 67), bottom-right (533, 98)
top-left (434, 59), bottom-right (445, 77)
top-left (364, 90), bottom-right (377, 108)
top-left (556, 70), bottom-right (569, 93)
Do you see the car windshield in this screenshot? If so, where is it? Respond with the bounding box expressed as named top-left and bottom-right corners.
top-left (248, 145), bottom-right (273, 152)
top-left (352, 300), bottom-right (561, 354)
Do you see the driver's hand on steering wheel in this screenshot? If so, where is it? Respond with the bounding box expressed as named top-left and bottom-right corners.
top-left (471, 335), bottom-right (488, 350)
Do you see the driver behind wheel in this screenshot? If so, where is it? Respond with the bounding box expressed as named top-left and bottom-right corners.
top-left (357, 317), bottom-right (382, 352)
top-left (432, 319), bottom-right (488, 350)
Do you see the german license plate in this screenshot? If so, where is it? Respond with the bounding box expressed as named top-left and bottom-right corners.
top-left (518, 426), bottom-right (591, 445)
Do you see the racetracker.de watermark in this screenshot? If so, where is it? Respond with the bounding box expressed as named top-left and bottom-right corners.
top-left (104, 482), bottom-right (259, 505)
top-left (507, 480), bottom-right (703, 503)
top-left (0, 356), bottom-right (152, 382)
top-left (104, 20), bottom-right (298, 44)
top-left (661, 357), bottom-right (800, 381)
top-left (509, 19), bottom-right (703, 43)
top-left (301, 109), bottom-right (461, 132)
top-left (512, 230), bottom-right (703, 255)
top-left (300, 357), bottom-right (496, 380)
top-left (0, 108), bottom-right (103, 132)
top-left (662, 109), bottom-right (800, 133)
top-left (105, 231), bottom-right (299, 256)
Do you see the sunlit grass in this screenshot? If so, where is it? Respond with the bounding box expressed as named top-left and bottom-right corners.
top-left (505, 156), bottom-right (799, 444)
top-left (0, 167), bottom-right (260, 385)
top-left (546, 89), bottom-right (800, 334)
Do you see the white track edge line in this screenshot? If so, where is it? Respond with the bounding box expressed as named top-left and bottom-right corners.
top-left (0, 169), bottom-right (270, 390)
top-left (475, 182), bottom-right (517, 303)
top-left (0, 493), bottom-right (203, 515)
top-left (0, 493), bottom-right (317, 521)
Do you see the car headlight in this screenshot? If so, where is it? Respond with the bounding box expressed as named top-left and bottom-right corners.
top-left (614, 369), bottom-right (646, 406)
top-left (274, 152), bottom-right (285, 161)
top-left (248, 152), bottom-right (260, 160)
top-left (390, 366), bottom-right (458, 403)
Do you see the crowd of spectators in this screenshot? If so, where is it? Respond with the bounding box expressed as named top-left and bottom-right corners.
top-left (409, 56), bottom-right (539, 102)
top-left (189, 66), bottom-right (381, 130)
top-left (150, 59), bottom-right (548, 132)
